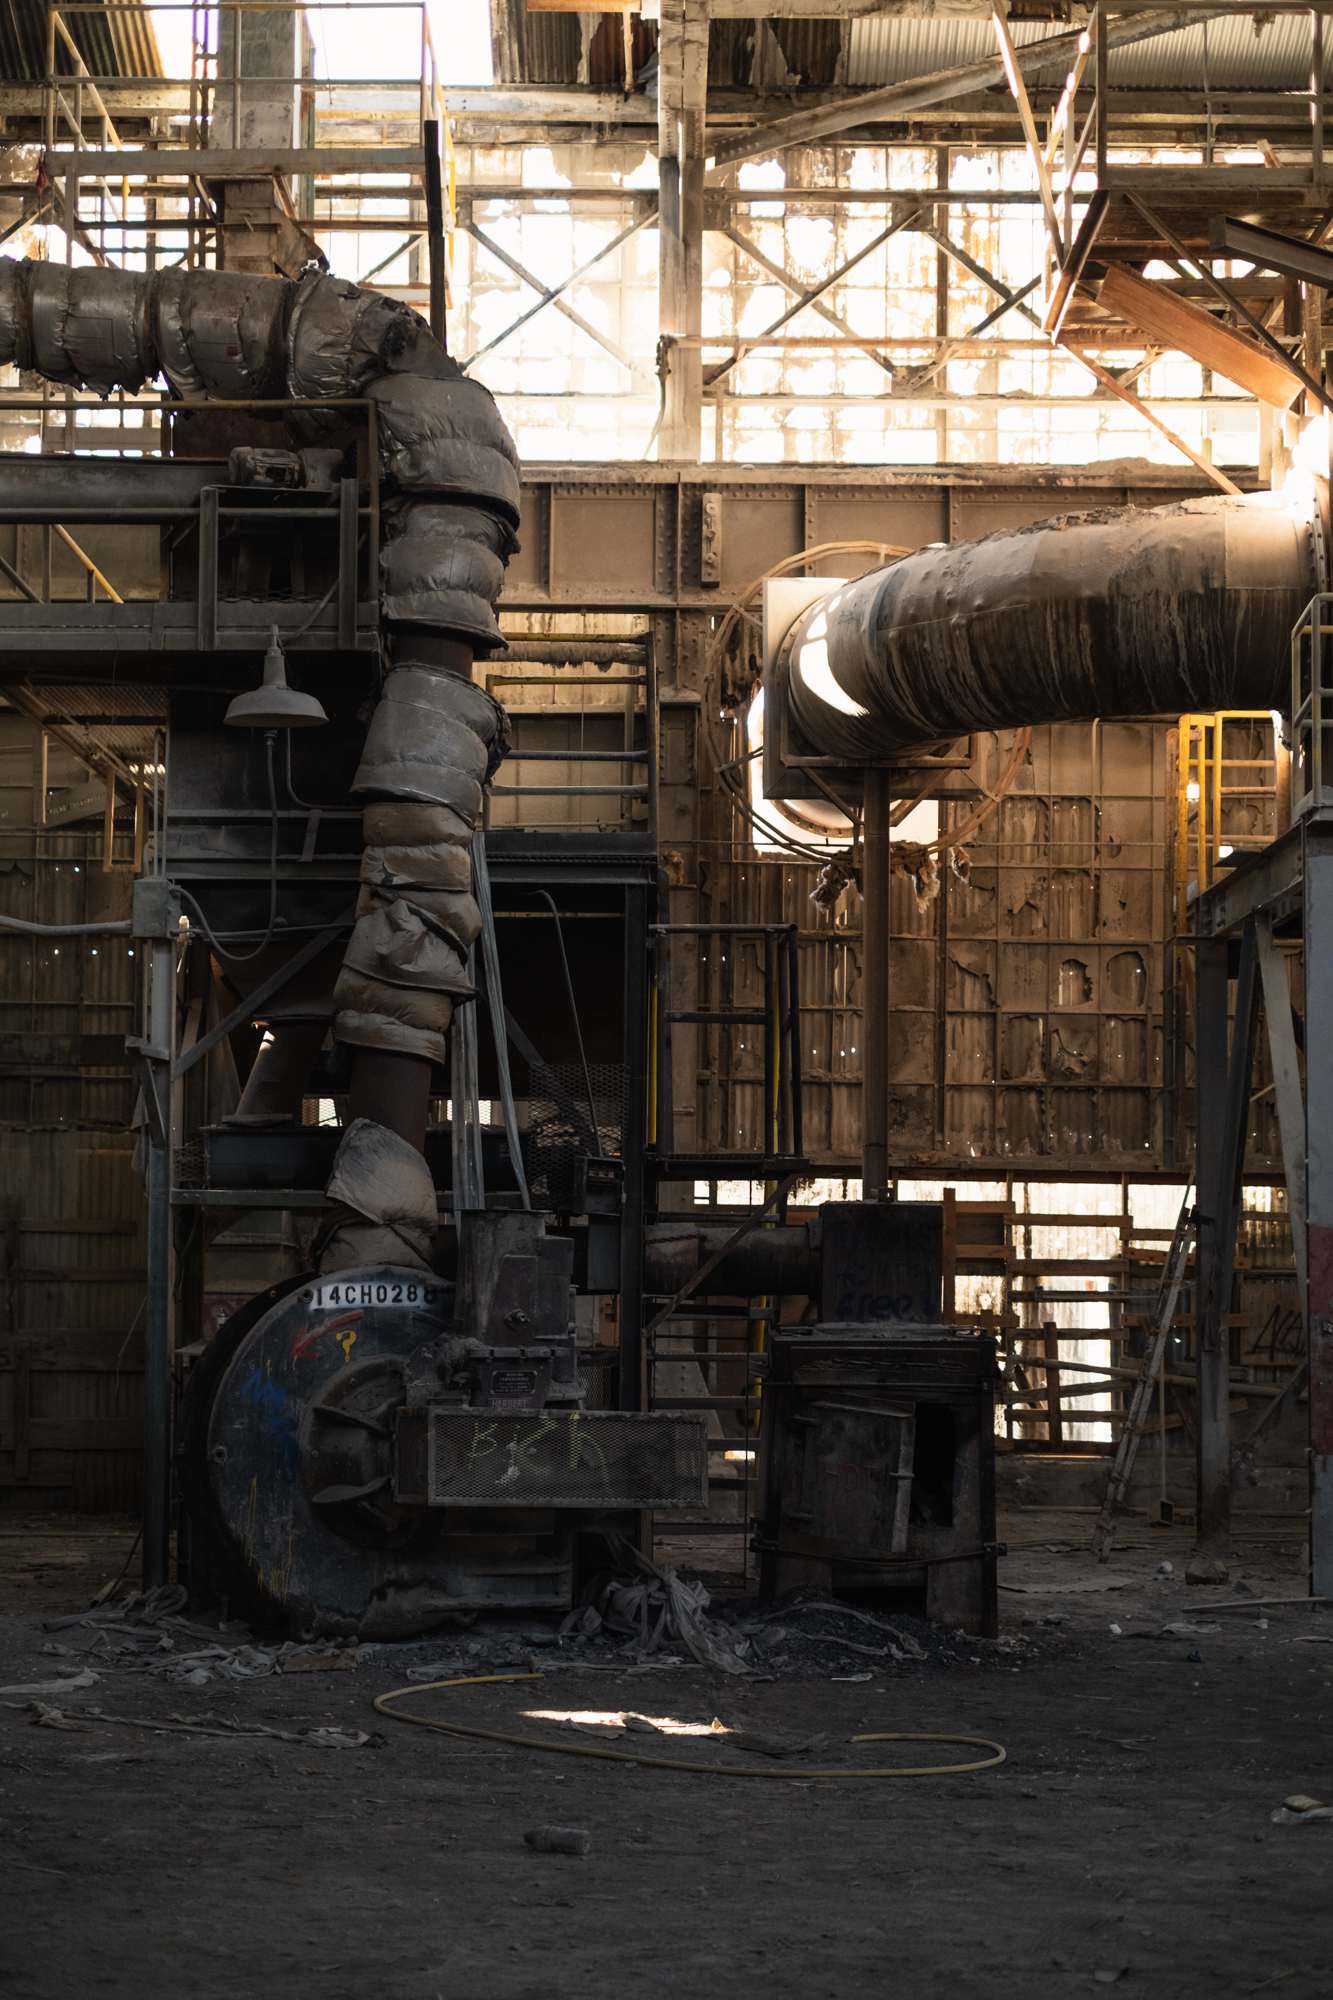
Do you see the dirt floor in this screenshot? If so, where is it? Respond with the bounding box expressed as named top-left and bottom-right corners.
top-left (1, 1507), bottom-right (1330, 2000)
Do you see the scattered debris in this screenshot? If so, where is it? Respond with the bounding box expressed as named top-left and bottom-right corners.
top-left (405, 1659), bottom-right (476, 1683)
top-left (1157, 1622), bottom-right (1220, 1638)
top-left (1154, 1561), bottom-right (1174, 1578)
top-left (1092, 1968), bottom-right (1129, 1986)
top-left (1271, 1795), bottom-right (1333, 1825)
top-left (1184, 1555), bottom-right (1230, 1587)
top-left (569, 1549), bottom-right (752, 1676)
top-left (1189, 1597), bottom-right (1330, 1613)
top-left (720, 1722), bottom-right (832, 1761)
top-left (1001, 1578), bottom-right (1131, 1596)
top-left (524, 1826), bottom-right (592, 1857)
top-left (26, 1703), bottom-right (93, 1732)
top-left (0, 1668), bottom-right (99, 1698)
top-left (751, 1600), bottom-right (926, 1661)
top-left (16, 1703), bottom-right (379, 1749)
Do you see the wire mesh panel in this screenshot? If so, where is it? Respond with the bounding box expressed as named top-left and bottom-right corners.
top-left (526, 1058), bottom-right (626, 1209)
top-left (416, 1408), bottom-right (707, 1509)
top-left (577, 1348), bottom-right (619, 1409)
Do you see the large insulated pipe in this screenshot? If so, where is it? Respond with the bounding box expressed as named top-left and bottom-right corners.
top-left (0, 258), bottom-right (520, 1269)
top-left (776, 486), bottom-right (1322, 1197)
top-left (781, 490), bottom-right (1321, 761)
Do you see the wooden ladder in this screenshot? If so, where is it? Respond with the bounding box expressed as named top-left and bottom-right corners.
top-left (1090, 1189), bottom-right (1195, 1562)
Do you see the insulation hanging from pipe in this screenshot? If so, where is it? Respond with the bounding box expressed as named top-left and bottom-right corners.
top-left (780, 490), bottom-right (1321, 763)
top-left (0, 258), bottom-right (521, 1270)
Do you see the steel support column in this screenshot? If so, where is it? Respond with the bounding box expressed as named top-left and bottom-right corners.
top-left (1194, 922), bottom-right (1260, 1554)
top-left (619, 884), bottom-right (652, 1411)
top-left (658, 0), bottom-right (707, 459)
top-left (134, 883), bottom-right (180, 1590)
top-left (1304, 832), bottom-right (1333, 1590)
top-left (862, 768), bottom-right (891, 1202)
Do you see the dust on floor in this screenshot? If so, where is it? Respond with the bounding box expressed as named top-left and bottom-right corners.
top-left (0, 1508), bottom-right (1329, 2000)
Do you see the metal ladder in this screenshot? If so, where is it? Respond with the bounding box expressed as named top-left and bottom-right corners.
top-left (1090, 1189), bottom-right (1195, 1562)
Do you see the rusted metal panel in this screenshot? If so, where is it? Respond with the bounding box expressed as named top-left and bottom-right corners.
top-left (715, 494), bottom-right (805, 592)
top-left (0, 716), bottom-right (140, 1506)
top-left (805, 488), bottom-right (948, 557)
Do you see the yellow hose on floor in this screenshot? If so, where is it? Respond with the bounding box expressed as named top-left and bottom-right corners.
top-left (373, 1672), bottom-right (1007, 1780)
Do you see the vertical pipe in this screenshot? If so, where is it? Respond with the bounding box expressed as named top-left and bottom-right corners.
top-left (423, 118), bottom-right (446, 349)
top-left (862, 767), bottom-right (891, 1202)
top-left (142, 930), bottom-right (175, 1590)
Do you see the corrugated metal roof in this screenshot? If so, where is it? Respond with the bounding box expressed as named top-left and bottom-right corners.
top-left (844, 15), bottom-right (1059, 87)
top-left (1108, 12), bottom-right (1331, 88)
top-left (844, 11), bottom-right (1330, 91)
top-left (490, 8), bottom-right (1327, 96)
top-left (35, 686), bottom-right (164, 722)
top-left (0, 0), bottom-right (161, 86)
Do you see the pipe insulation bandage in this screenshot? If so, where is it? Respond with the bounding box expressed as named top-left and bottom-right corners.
top-left (0, 254), bottom-right (521, 1264)
top-left (316, 1116), bottom-right (441, 1275)
top-left (781, 491), bottom-right (1319, 763)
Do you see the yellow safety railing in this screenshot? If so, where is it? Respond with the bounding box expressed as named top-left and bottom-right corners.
top-left (1175, 710), bottom-right (1281, 924)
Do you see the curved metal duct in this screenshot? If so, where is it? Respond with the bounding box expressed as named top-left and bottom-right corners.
top-left (0, 258), bottom-right (520, 1268)
top-left (781, 490), bottom-right (1321, 763)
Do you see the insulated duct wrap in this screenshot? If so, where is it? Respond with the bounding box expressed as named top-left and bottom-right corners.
top-left (379, 504), bottom-right (514, 650)
top-left (316, 1117), bottom-right (441, 1274)
top-left (0, 255), bottom-right (521, 1268)
top-left (782, 491), bottom-right (1319, 762)
top-left (353, 667), bottom-right (509, 818)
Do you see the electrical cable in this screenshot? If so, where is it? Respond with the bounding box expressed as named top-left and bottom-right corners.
top-left (705, 539), bottom-right (1031, 867)
top-left (706, 742), bottom-right (830, 862)
top-left (910, 727), bottom-right (1032, 857)
top-left (373, 1671), bottom-right (1007, 1780)
top-left (704, 540), bottom-right (913, 862)
top-left (178, 729), bottom-right (281, 964)
top-left (535, 889), bottom-right (602, 1157)
top-left (473, 828), bottom-right (531, 1209)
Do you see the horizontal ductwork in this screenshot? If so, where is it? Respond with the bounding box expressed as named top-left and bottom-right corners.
top-left (0, 255), bottom-right (522, 1270)
top-left (781, 490), bottom-right (1320, 763)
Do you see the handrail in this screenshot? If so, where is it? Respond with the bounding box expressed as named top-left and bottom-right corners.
top-left (43, 0), bottom-right (454, 257)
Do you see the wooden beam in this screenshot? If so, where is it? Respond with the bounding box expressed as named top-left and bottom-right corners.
top-left (928, 222), bottom-right (1244, 493)
top-left (1099, 260), bottom-right (1303, 409)
top-left (1042, 27), bottom-right (1093, 174)
top-left (991, 1), bottom-right (1062, 256)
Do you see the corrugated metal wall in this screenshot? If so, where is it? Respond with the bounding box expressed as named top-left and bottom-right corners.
top-left (0, 714), bottom-right (141, 1513)
top-left (696, 715), bottom-right (1221, 1174)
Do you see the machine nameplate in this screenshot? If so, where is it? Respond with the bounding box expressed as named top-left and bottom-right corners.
top-left (311, 1279), bottom-right (442, 1310)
